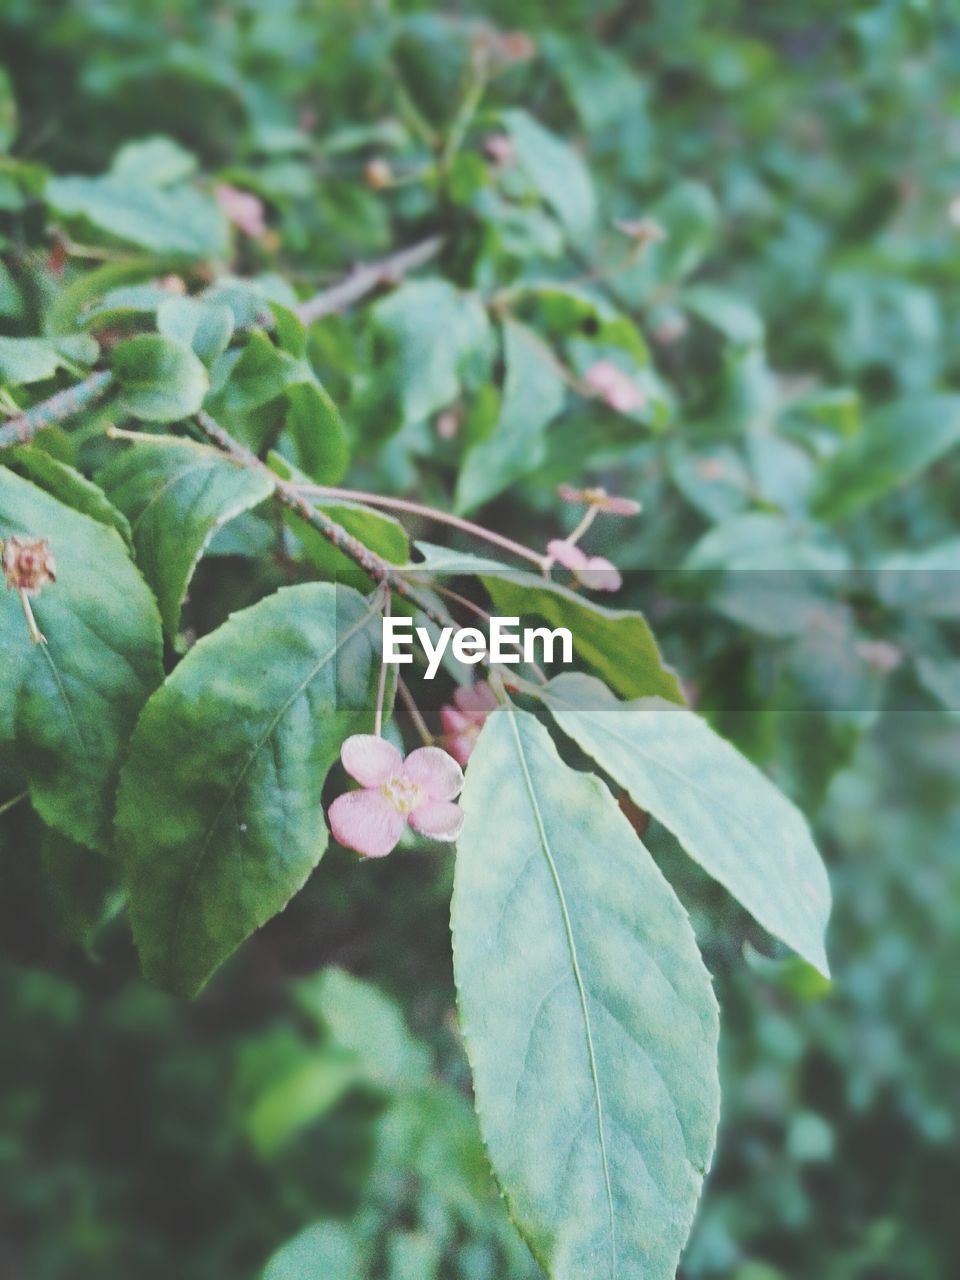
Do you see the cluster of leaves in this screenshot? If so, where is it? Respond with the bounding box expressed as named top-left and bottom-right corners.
top-left (2, 1), bottom-right (959, 1278)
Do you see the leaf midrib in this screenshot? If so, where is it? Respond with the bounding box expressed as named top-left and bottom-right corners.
top-left (503, 701), bottom-right (618, 1279)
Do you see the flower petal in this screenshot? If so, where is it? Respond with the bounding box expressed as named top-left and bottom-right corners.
top-left (440, 704), bottom-right (472, 735)
top-left (444, 733), bottom-right (476, 767)
top-left (547, 539), bottom-right (589, 571)
top-left (328, 789), bottom-right (404, 858)
top-left (408, 800), bottom-right (464, 842)
top-left (601, 494), bottom-right (642, 516)
top-left (402, 746), bottom-right (464, 801)
top-left (340, 734), bottom-right (403, 787)
top-left (454, 681), bottom-right (499, 722)
top-left (578, 556), bottom-right (622, 592)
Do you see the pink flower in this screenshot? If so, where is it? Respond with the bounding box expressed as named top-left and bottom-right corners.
top-left (585, 360), bottom-right (647, 415)
top-left (557, 483), bottom-right (641, 516)
top-left (547, 539), bottom-right (622, 592)
top-left (328, 736), bottom-right (464, 858)
top-left (440, 681), bottom-right (498, 765)
top-left (214, 183), bottom-right (268, 239)
top-left (483, 133), bottom-right (516, 166)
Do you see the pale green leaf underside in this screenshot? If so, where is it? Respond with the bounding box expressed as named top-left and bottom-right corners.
top-left (116, 583), bottom-right (383, 997)
top-left (0, 466), bottom-right (163, 852)
top-left (99, 435), bottom-right (275, 633)
top-left (540, 673), bottom-right (831, 976)
top-left (453, 704), bottom-right (720, 1280)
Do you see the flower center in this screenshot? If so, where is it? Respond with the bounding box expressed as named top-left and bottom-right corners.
top-left (380, 774), bottom-right (425, 815)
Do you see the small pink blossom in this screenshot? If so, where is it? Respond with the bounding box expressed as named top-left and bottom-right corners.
top-left (557, 483), bottom-right (641, 516)
top-left (328, 736), bottom-right (464, 858)
top-left (483, 133), bottom-right (516, 166)
top-left (440, 681), bottom-right (499, 765)
top-left (546, 539), bottom-right (622, 592)
top-left (584, 360), bottom-right (647, 415)
top-left (215, 183), bottom-right (268, 239)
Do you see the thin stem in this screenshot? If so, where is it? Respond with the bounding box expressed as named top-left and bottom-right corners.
top-left (193, 411), bottom-right (455, 633)
top-left (0, 370), bottom-right (114, 450)
top-left (431, 584), bottom-right (547, 684)
top-left (0, 790), bottom-right (28, 819)
top-left (18, 589), bottom-right (46, 644)
top-left (295, 235), bottom-right (445, 326)
top-left (292, 483), bottom-right (551, 571)
top-left (374, 593), bottom-right (390, 738)
top-left (397, 678), bottom-right (434, 746)
top-left (567, 505), bottom-right (600, 547)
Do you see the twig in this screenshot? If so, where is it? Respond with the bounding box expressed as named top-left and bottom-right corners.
top-left (295, 235), bottom-right (445, 326)
top-left (193, 410), bottom-right (455, 632)
top-left (0, 371), bottom-right (114, 450)
top-left (397, 678), bottom-right (434, 745)
top-left (292, 483), bottom-right (551, 570)
top-left (0, 790), bottom-right (29, 819)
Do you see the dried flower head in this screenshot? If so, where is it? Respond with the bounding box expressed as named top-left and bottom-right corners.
top-left (328, 736), bottom-right (464, 858)
top-left (2, 537), bottom-right (56, 596)
top-left (364, 158), bottom-right (394, 191)
top-left (557, 484), bottom-right (641, 516)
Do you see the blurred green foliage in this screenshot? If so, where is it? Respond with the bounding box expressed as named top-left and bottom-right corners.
top-left (1, 0), bottom-right (959, 1277)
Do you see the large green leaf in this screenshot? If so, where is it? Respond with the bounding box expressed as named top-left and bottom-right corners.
top-left (98, 436), bottom-right (275, 634)
top-left (116, 583), bottom-right (383, 997)
top-left (9, 447), bottom-right (132, 546)
top-left (811, 396), bottom-right (960, 520)
top-left (502, 108), bottom-right (597, 242)
top-left (0, 467), bottom-right (163, 852)
top-left (539, 673), bottom-right (832, 976)
top-left (46, 173), bottom-right (229, 257)
top-left (453, 704), bottom-right (720, 1280)
top-left (455, 320), bottom-right (566, 513)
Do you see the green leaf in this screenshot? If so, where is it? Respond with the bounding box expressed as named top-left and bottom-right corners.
top-left (877, 539), bottom-right (960, 618)
top-left (0, 467), bottom-right (163, 852)
top-left (40, 826), bottom-right (124, 951)
top-left (811, 396), bottom-right (960, 520)
top-left (683, 284), bottom-right (765, 346)
top-left (539, 673), bottom-right (832, 976)
top-left (262, 1221), bottom-right (363, 1280)
top-left (46, 173), bottom-right (228, 258)
top-left (283, 379), bottom-right (349, 485)
top-left (9, 447), bottom-right (133, 546)
top-left (456, 321), bottom-right (566, 513)
top-left (615, 182), bottom-right (718, 303)
top-left (110, 136), bottom-right (198, 186)
top-left (410, 540), bottom-right (682, 701)
top-left (371, 280), bottom-right (492, 428)
top-left (116, 583), bottom-right (384, 998)
top-left (112, 334), bottom-right (209, 422)
top-left (98, 436), bottom-right (275, 634)
top-left (453, 704), bottom-right (720, 1280)
top-left (295, 968), bottom-right (431, 1090)
top-left (484, 573), bottom-right (683, 702)
top-left (502, 108), bottom-right (597, 242)
top-left (157, 297), bottom-right (235, 367)
top-left (0, 335), bottom-right (99, 386)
